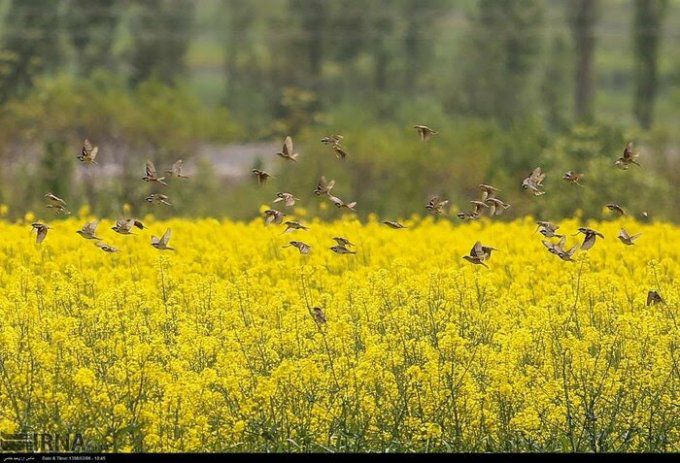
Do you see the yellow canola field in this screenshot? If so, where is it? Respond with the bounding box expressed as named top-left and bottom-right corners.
top-left (0, 215), bottom-right (677, 452)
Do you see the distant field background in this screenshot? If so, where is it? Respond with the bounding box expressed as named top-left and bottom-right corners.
top-left (0, 0), bottom-right (679, 221)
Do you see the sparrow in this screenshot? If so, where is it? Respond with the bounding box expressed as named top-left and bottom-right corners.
top-left (538, 226), bottom-right (563, 239)
top-left (112, 219), bottom-right (145, 235)
top-left (615, 142), bottom-right (640, 169)
top-left (252, 169), bottom-right (271, 185)
top-left (462, 241), bottom-right (497, 268)
top-left (44, 193), bottom-right (70, 215)
top-left (312, 306), bottom-right (327, 324)
top-left (165, 160), bottom-right (189, 178)
top-left (536, 220), bottom-right (560, 233)
top-left (76, 221), bottom-right (101, 240)
top-left (563, 171), bottom-right (583, 185)
top-left (146, 193), bottom-right (172, 206)
top-left (276, 136), bottom-right (298, 161)
top-left (414, 125), bottom-right (438, 141)
top-left (542, 236), bottom-right (579, 261)
top-left (77, 139), bottom-right (98, 164)
top-left (575, 227), bottom-right (604, 251)
top-left (328, 195), bottom-right (357, 211)
top-left (332, 237), bottom-right (354, 247)
top-left (383, 220), bottom-right (406, 229)
top-left (321, 135), bottom-right (343, 146)
top-left (484, 197), bottom-right (510, 216)
top-left (314, 176), bottom-right (335, 196)
top-left (457, 211), bottom-right (479, 221)
top-left (426, 196), bottom-right (449, 215)
top-left (151, 228), bottom-right (174, 251)
top-left (283, 221), bottom-right (309, 233)
top-left (330, 245), bottom-right (356, 254)
top-left (31, 222), bottom-right (50, 244)
top-left (95, 241), bottom-right (118, 253)
top-left (284, 241), bottom-right (311, 255)
top-left (479, 184), bottom-right (500, 201)
top-left (646, 290), bottom-right (664, 306)
top-left (142, 160), bottom-right (167, 185)
top-left (264, 209), bottom-right (284, 225)
top-left (273, 192), bottom-right (299, 207)
top-left (605, 203), bottom-right (625, 216)
top-left (331, 144), bottom-right (348, 160)
top-left (469, 200), bottom-right (489, 216)
top-left (522, 167), bottom-right (546, 195)
top-left (617, 229), bottom-right (641, 245)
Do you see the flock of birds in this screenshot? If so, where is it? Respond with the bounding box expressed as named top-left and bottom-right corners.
top-left (28, 128), bottom-right (665, 323)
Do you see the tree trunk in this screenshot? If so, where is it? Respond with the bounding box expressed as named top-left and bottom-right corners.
top-left (571, 0), bottom-right (598, 123)
top-left (633, 0), bottom-right (667, 129)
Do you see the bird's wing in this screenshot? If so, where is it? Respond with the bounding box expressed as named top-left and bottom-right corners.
top-left (146, 160), bottom-right (157, 177)
top-left (161, 228), bottom-right (172, 246)
top-left (283, 136), bottom-right (294, 156)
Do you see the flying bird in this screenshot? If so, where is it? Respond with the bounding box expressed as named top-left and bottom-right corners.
top-left (426, 196), bottom-right (449, 216)
top-left (314, 176), bottom-right (336, 196)
top-left (575, 227), bottom-right (604, 251)
top-left (462, 241), bottom-right (497, 268)
top-left (321, 135), bottom-right (347, 159)
top-left (383, 220), bottom-right (406, 229)
top-left (321, 135), bottom-right (343, 146)
top-left (617, 229), bottom-right (641, 245)
top-left (95, 241), bottom-right (118, 253)
top-left (252, 169), bottom-right (271, 185)
top-left (31, 222), bottom-right (50, 244)
top-left (151, 228), bottom-right (174, 251)
top-left (542, 236), bottom-right (579, 261)
top-left (563, 171), bottom-right (583, 185)
top-left (479, 184), bottom-right (500, 201)
top-left (276, 136), bottom-right (299, 162)
top-left (328, 195), bottom-right (357, 211)
top-left (284, 241), bottom-right (311, 255)
top-left (522, 167), bottom-right (546, 195)
top-left (414, 125), bottom-right (438, 141)
top-left (264, 209), bottom-right (284, 225)
top-left (273, 192), bottom-right (300, 208)
top-left (166, 160), bottom-right (189, 179)
top-left (112, 219), bottom-right (145, 235)
top-left (142, 160), bottom-right (167, 185)
top-left (44, 193), bottom-right (70, 215)
top-left (77, 139), bottom-right (98, 164)
top-left (615, 142), bottom-right (640, 169)
top-left (330, 245), bottom-right (356, 254)
top-left (332, 237), bottom-right (354, 248)
top-left (605, 203), bottom-right (625, 216)
top-left (76, 221), bottom-right (101, 240)
top-left (283, 221), bottom-right (309, 233)
top-left (646, 290), bottom-right (664, 306)
top-left (146, 194), bottom-right (172, 206)
top-left (484, 197), bottom-right (510, 216)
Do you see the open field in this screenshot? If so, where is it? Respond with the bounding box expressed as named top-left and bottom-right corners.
top-left (0, 216), bottom-right (677, 452)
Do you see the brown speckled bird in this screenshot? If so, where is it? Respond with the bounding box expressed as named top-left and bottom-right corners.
top-left (414, 125), bottom-right (438, 141)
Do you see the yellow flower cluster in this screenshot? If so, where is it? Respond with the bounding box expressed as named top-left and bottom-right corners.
top-left (0, 215), bottom-right (677, 452)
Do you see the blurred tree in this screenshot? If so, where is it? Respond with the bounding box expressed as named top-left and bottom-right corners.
top-left (128, 0), bottom-right (195, 85)
top-left (541, 34), bottom-right (571, 130)
top-left (65, 0), bottom-right (121, 75)
top-left (632, 0), bottom-right (668, 130)
top-left (290, 0), bottom-right (326, 91)
top-left (570, 0), bottom-right (599, 123)
top-left (402, 0), bottom-right (447, 92)
top-left (0, 0), bottom-right (62, 102)
top-left (457, 0), bottom-right (545, 125)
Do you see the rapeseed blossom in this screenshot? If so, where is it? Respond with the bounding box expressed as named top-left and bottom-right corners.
top-left (0, 216), bottom-right (677, 452)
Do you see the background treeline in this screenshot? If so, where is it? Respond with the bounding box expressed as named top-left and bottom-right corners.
top-left (0, 0), bottom-right (679, 221)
